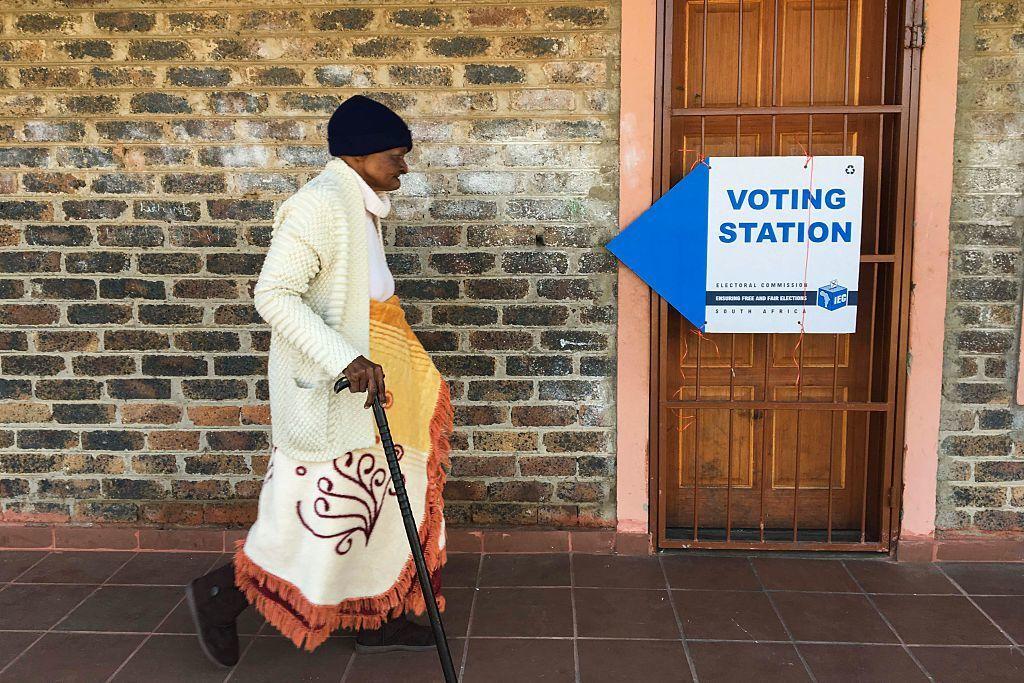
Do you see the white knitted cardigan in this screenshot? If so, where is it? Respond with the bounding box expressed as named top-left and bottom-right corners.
top-left (253, 158), bottom-right (374, 462)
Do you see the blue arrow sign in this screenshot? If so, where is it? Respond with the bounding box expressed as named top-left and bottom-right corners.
top-left (607, 156), bottom-right (864, 334)
top-left (607, 161), bottom-right (710, 330)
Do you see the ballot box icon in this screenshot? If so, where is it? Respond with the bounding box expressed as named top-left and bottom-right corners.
top-left (817, 281), bottom-right (849, 311)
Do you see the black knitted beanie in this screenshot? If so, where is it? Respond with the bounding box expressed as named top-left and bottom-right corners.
top-left (327, 95), bottom-right (412, 157)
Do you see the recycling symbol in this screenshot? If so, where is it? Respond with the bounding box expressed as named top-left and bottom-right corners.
top-left (845, 165), bottom-right (856, 175)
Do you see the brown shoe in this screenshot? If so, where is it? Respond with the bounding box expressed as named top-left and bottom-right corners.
top-left (185, 562), bottom-right (249, 668)
top-left (356, 615), bottom-right (436, 653)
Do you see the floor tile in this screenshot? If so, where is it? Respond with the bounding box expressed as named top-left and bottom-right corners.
top-left (570, 530), bottom-right (616, 554)
top-left (0, 632), bottom-right (144, 683)
top-left (15, 551), bottom-right (135, 585)
top-left (572, 554), bottom-right (665, 589)
top-left (57, 585), bottom-right (182, 633)
top-left (578, 638), bottom-right (692, 682)
top-left (672, 589), bottom-right (787, 641)
top-left (111, 634), bottom-right (232, 682)
top-left (232, 633), bottom-right (352, 681)
top-left (752, 558), bottom-right (861, 592)
top-left (109, 552), bottom-right (220, 585)
top-left (912, 646), bottom-right (1024, 683)
top-left (343, 638), bottom-right (463, 682)
top-left (482, 530), bottom-right (569, 553)
top-left (575, 587), bottom-right (679, 639)
top-left (0, 632), bottom-right (39, 669)
top-left (973, 596), bottom-right (1024, 644)
top-left (0, 584), bottom-right (94, 630)
top-left (873, 595), bottom-right (1010, 645)
top-left (845, 560), bottom-right (958, 594)
top-left (661, 555), bottom-right (761, 590)
top-left (798, 644), bottom-right (928, 682)
top-left (772, 592), bottom-right (898, 643)
top-left (462, 638), bottom-right (574, 683)
top-left (443, 553), bottom-right (480, 588)
top-left (158, 600), bottom-right (266, 636)
top-left (471, 588), bottom-right (573, 637)
top-left (479, 553), bottom-right (570, 587)
top-left (0, 552), bottom-right (47, 583)
top-left (446, 528), bottom-right (483, 553)
top-left (941, 563), bottom-right (1024, 596)
top-left (439, 587), bottom-right (473, 639)
top-left (689, 642), bottom-right (811, 682)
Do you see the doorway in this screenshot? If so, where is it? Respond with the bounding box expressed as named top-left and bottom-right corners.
top-left (651, 0), bottom-right (922, 550)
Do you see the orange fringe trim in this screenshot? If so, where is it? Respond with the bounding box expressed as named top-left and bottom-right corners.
top-left (233, 380), bottom-right (454, 652)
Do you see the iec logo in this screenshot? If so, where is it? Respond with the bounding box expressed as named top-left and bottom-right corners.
top-left (817, 281), bottom-right (849, 311)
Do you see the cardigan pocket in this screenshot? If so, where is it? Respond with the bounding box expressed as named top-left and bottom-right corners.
top-left (281, 379), bottom-right (329, 454)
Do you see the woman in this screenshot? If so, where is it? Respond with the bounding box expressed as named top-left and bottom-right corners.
top-left (186, 95), bottom-right (452, 667)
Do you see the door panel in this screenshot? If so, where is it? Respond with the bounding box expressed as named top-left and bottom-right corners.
top-left (657, 0), bottom-right (914, 548)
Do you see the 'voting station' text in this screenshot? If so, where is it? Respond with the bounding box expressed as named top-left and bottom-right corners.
top-left (717, 187), bottom-right (852, 244)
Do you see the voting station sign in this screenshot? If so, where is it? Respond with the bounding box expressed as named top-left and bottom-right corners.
top-left (608, 156), bottom-right (864, 334)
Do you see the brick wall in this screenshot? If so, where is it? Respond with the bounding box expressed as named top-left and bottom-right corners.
top-left (0, 2), bottom-right (620, 528)
top-left (937, 0), bottom-right (1024, 534)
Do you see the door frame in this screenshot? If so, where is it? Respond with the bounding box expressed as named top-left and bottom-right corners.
top-left (643, 0), bottom-right (926, 552)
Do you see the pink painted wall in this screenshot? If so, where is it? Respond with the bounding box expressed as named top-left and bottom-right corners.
top-left (900, 0), bottom-right (961, 539)
top-left (615, 0), bottom-right (657, 534)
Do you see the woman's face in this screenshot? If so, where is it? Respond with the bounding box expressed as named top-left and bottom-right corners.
top-left (344, 147), bottom-right (409, 192)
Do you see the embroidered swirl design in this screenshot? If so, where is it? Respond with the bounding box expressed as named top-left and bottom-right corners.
top-left (295, 446), bottom-right (405, 555)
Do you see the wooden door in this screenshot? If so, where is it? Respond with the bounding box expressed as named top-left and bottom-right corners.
top-left (654, 0), bottom-right (919, 548)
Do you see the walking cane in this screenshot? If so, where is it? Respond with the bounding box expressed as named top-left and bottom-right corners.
top-left (334, 377), bottom-right (458, 683)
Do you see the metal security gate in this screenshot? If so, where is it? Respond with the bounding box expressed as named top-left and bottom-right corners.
top-left (651, 0), bottom-right (923, 551)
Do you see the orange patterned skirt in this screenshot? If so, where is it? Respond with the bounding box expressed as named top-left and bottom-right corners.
top-left (234, 296), bottom-right (451, 651)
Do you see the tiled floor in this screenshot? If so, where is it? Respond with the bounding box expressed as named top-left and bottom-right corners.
top-left (0, 550), bottom-right (1022, 682)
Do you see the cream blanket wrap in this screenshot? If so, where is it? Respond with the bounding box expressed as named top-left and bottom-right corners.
top-left (235, 296), bottom-right (451, 651)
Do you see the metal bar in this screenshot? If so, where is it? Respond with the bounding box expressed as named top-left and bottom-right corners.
top-left (670, 104), bottom-right (904, 117)
top-left (881, 0), bottom-right (890, 102)
top-left (692, 402), bottom-right (700, 543)
top-left (737, 0), bottom-right (744, 108)
top-left (793, 67), bottom-right (811, 539)
top-left (794, 321), bottom-right (802, 405)
top-left (843, 113), bottom-right (849, 158)
top-left (690, 0), bottom-right (709, 545)
top-left (658, 538), bottom-right (888, 553)
top-left (860, 412), bottom-right (873, 544)
top-left (844, 0), bottom-right (852, 106)
top-left (832, 333), bottom-right (841, 400)
top-left (759, 335), bottom-right (771, 542)
top-left (726, 406), bottom-right (735, 542)
top-left (726, 333), bottom-right (736, 541)
top-left (874, 113), bottom-right (885, 254)
top-left (650, 0), bottom-right (671, 548)
top-left (701, 0), bottom-right (709, 109)
top-left (657, 299), bottom-right (670, 546)
top-left (880, 0), bottom-right (921, 549)
top-left (655, 0), bottom-right (672, 197)
top-left (664, 400), bottom-right (889, 411)
top-left (770, 114), bottom-right (777, 163)
top-left (694, 332), bottom-right (703, 400)
top-left (693, 329), bottom-right (702, 541)
top-left (826, 334), bottom-right (840, 543)
top-left (792, 337), bottom-right (806, 542)
top-left (771, 0), bottom-right (780, 107)
top-left (860, 263), bottom-right (880, 542)
top-left (809, 0), bottom-right (816, 106)
top-left (700, 115), bottom-right (706, 163)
